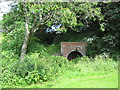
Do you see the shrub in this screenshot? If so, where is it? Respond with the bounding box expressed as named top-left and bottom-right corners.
top-left (2, 38), bottom-right (118, 87)
top-left (2, 21), bottom-right (24, 54)
top-left (2, 51), bottom-right (68, 86)
top-left (71, 55), bottom-right (118, 74)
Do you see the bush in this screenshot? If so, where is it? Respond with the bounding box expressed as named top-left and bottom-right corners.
top-left (66, 55), bottom-right (118, 74)
top-left (2, 51), bottom-right (68, 86)
top-left (2, 21), bottom-right (24, 54)
top-left (2, 33), bottom-right (118, 87)
top-left (2, 51), bottom-right (118, 87)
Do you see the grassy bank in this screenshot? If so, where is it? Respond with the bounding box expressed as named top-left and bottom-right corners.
top-left (8, 56), bottom-right (118, 88)
top-left (20, 70), bottom-right (118, 88)
top-left (1, 32), bottom-right (119, 88)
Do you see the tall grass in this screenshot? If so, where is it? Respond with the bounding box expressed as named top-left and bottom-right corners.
top-left (2, 49), bottom-right (118, 88)
top-left (1, 35), bottom-right (118, 88)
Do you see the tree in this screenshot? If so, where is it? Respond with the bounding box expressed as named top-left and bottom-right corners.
top-left (2, 2), bottom-right (104, 61)
top-left (99, 2), bottom-right (120, 48)
top-left (19, 2), bottom-right (78, 61)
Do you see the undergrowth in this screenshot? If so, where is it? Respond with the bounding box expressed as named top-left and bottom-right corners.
top-left (1, 31), bottom-right (119, 88)
top-left (2, 49), bottom-right (118, 88)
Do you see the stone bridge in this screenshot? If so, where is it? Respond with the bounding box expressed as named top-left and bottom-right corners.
top-left (61, 42), bottom-right (87, 60)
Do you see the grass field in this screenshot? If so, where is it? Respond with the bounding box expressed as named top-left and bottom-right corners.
top-left (19, 70), bottom-right (118, 88)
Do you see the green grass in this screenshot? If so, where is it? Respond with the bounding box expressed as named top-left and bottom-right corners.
top-left (52, 71), bottom-right (118, 88)
top-left (2, 31), bottom-right (119, 88)
top-left (19, 70), bottom-right (118, 88)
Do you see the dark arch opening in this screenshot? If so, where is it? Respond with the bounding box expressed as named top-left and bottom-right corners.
top-left (67, 51), bottom-right (83, 61)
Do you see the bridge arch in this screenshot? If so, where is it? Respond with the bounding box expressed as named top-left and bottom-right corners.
top-left (67, 51), bottom-right (83, 60)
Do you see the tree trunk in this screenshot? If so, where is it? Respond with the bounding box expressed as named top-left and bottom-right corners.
top-left (20, 14), bottom-right (30, 61)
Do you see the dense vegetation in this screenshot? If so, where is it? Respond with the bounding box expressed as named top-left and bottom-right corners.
top-left (1, 1), bottom-right (119, 88)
